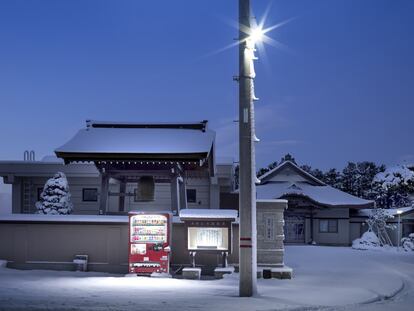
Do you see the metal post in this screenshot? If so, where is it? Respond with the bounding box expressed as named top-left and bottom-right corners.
top-left (239, 0), bottom-right (257, 297)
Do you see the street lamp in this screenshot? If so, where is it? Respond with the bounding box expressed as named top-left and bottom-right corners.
top-left (237, 0), bottom-right (290, 297)
top-left (238, 0), bottom-right (261, 297)
top-left (397, 210), bottom-right (403, 251)
top-left (249, 27), bottom-right (264, 44)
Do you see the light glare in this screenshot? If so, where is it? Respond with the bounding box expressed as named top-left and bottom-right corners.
top-left (249, 27), bottom-right (264, 44)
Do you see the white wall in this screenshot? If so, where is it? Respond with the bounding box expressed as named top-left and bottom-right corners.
top-left (0, 177), bottom-right (12, 215)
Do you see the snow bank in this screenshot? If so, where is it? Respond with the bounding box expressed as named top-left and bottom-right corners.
top-left (352, 231), bottom-right (381, 250)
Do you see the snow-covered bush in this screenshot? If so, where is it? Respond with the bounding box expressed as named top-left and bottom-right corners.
top-left (365, 208), bottom-right (395, 246)
top-left (35, 172), bottom-right (73, 215)
top-left (401, 233), bottom-right (414, 252)
top-left (352, 231), bottom-right (381, 250)
top-left (353, 208), bottom-right (395, 250)
top-left (372, 165), bottom-right (414, 208)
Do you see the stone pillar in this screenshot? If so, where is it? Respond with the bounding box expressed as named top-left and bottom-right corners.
top-left (256, 199), bottom-right (292, 279)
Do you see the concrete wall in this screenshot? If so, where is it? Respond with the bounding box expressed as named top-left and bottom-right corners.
top-left (0, 220), bottom-right (243, 274)
top-left (0, 201), bottom-right (288, 274)
top-left (0, 221), bottom-right (129, 273)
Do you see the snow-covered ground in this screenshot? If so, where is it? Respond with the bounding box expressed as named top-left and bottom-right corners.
top-left (0, 246), bottom-right (413, 311)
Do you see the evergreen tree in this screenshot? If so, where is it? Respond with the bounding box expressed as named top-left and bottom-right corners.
top-left (257, 161), bottom-right (279, 177)
top-left (372, 165), bottom-right (414, 208)
top-left (300, 164), bottom-right (312, 174)
top-left (356, 162), bottom-right (385, 199)
top-left (280, 153), bottom-right (297, 164)
top-left (341, 162), bottom-right (359, 196)
top-left (323, 168), bottom-right (342, 188)
top-left (311, 168), bottom-right (324, 181)
top-left (267, 161), bottom-right (278, 170)
top-left (234, 164), bottom-right (239, 190)
top-left (36, 172), bottom-right (73, 215)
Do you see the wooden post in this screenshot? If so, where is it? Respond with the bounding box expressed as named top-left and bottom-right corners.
top-left (171, 174), bottom-right (179, 215)
top-left (119, 178), bottom-right (126, 212)
top-left (310, 208), bottom-right (314, 244)
top-left (99, 173), bottom-right (109, 215)
top-left (179, 177), bottom-right (187, 210)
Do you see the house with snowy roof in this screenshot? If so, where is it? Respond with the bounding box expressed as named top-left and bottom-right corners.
top-left (255, 161), bottom-right (375, 245)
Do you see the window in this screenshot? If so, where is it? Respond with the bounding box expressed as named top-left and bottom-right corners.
top-left (82, 188), bottom-right (98, 202)
top-left (319, 219), bottom-right (338, 233)
top-left (188, 227), bottom-right (229, 250)
top-left (186, 189), bottom-right (197, 203)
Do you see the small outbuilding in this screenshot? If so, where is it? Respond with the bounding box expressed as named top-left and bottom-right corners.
top-left (256, 161), bottom-right (374, 245)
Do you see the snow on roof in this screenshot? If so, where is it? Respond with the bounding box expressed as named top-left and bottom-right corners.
top-left (356, 206), bottom-right (414, 217)
top-left (258, 161), bottom-right (325, 186)
top-left (55, 121), bottom-right (215, 159)
top-left (179, 209), bottom-right (238, 220)
top-left (256, 181), bottom-right (374, 208)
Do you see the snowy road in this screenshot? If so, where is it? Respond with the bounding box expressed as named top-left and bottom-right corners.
top-left (0, 246), bottom-right (413, 311)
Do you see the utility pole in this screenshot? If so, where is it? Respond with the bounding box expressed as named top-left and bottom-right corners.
top-left (239, 0), bottom-right (258, 297)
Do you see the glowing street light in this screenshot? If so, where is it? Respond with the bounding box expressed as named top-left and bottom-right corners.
top-left (249, 27), bottom-right (264, 44)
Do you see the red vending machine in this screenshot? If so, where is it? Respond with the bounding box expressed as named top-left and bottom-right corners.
top-left (128, 211), bottom-right (172, 275)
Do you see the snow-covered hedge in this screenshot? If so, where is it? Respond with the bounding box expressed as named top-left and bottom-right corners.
top-left (36, 172), bottom-right (73, 215)
top-left (352, 231), bottom-right (381, 250)
top-left (402, 233), bottom-right (414, 252)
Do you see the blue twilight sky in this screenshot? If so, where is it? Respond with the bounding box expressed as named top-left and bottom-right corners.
top-left (0, 0), bottom-right (413, 171)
